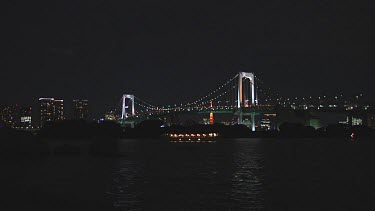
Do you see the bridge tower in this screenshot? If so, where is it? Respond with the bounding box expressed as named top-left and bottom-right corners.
top-left (121, 94), bottom-right (135, 119)
top-left (237, 72), bottom-right (257, 131)
top-left (237, 72), bottom-right (257, 108)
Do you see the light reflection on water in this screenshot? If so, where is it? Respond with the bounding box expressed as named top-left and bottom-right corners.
top-left (108, 138), bottom-right (374, 210)
top-left (109, 139), bottom-right (265, 210)
top-left (230, 142), bottom-right (265, 210)
top-left (2, 138), bottom-right (373, 210)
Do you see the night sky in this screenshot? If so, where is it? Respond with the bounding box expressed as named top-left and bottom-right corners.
top-left (2, 1), bottom-right (375, 118)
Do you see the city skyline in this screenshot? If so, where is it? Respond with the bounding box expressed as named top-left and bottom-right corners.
top-left (0, 77), bottom-right (372, 120)
top-left (2, 1), bottom-right (375, 117)
top-left (0, 87), bottom-right (373, 129)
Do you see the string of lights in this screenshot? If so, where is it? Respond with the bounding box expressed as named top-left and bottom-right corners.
top-left (122, 73), bottom-right (283, 117)
top-left (175, 74), bottom-right (239, 108)
top-left (134, 96), bottom-right (160, 109)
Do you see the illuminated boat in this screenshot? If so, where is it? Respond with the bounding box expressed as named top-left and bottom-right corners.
top-left (166, 132), bottom-right (219, 143)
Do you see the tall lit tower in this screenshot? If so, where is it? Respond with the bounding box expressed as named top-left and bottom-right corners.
top-left (209, 101), bottom-right (214, 125)
top-left (237, 72), bottom-right (256, 108)
top-left (121, 94), bottom-right (135, 119)
top-left (39, 98), bottom-right (55, 127)
top-left (236, 72), bottom-right (257, 131)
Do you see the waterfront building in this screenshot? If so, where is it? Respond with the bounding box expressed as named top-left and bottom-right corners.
top-left (18, 106), bottom-right (32, 129)
top-left (72, 99), bottom-right (89, 120)
top-left (39, 98), bottom-right (64, 127)
top-left (0, 104), bottom-right (32, 129)
top-left (39, 98), bottom-right (55, 127)
top-left (105, 111), bottom-right (118, 121)
top-left (54, 100), bottom-right (64, 121)
top-left (0, 104), bottom-right (18, 127)
top-left (260, 113), bottom-right (277, 131)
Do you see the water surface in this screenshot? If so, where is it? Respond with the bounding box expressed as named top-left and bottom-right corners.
top-left (1, 138), bottom-right (373, 210)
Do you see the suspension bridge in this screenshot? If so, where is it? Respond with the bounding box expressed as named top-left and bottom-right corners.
top-left (118, 72), bottom-right (277, 131)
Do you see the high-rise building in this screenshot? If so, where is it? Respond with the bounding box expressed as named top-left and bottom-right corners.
top-left (72, 99), bottom-right (89, 120)
top-left (54, 100), bottom-right (64, 121)
top-left (39, 98), bottom-right (64, 127)
top-left (39, 98), bottom-right (55, 127)
top-left (260, 113), bottom-right (277, 131)
top-left (0, 104), bottom-right (18, 127)
top-left (18, 106), bottom-right (32, 129)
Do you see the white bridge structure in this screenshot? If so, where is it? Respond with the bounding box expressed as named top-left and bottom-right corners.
top-left (121, 94), bottom-right (135, 120)
top-left (121, 72), bottom-right (263, 131)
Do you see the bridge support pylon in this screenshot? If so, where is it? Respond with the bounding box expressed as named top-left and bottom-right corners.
top-left (251, 112), bottom-right (256, 132)
top-left (121, 94), bottom-right (135, 120)
top-left (237, 72), bottom-right (257, 108)
top-left (237, 72), bottom-right (257, 131)
top-left (237, 110), bottom-right (256, 132)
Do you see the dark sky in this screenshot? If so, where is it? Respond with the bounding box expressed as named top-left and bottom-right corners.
top-left (2, 1), bottom-right (375, 117)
